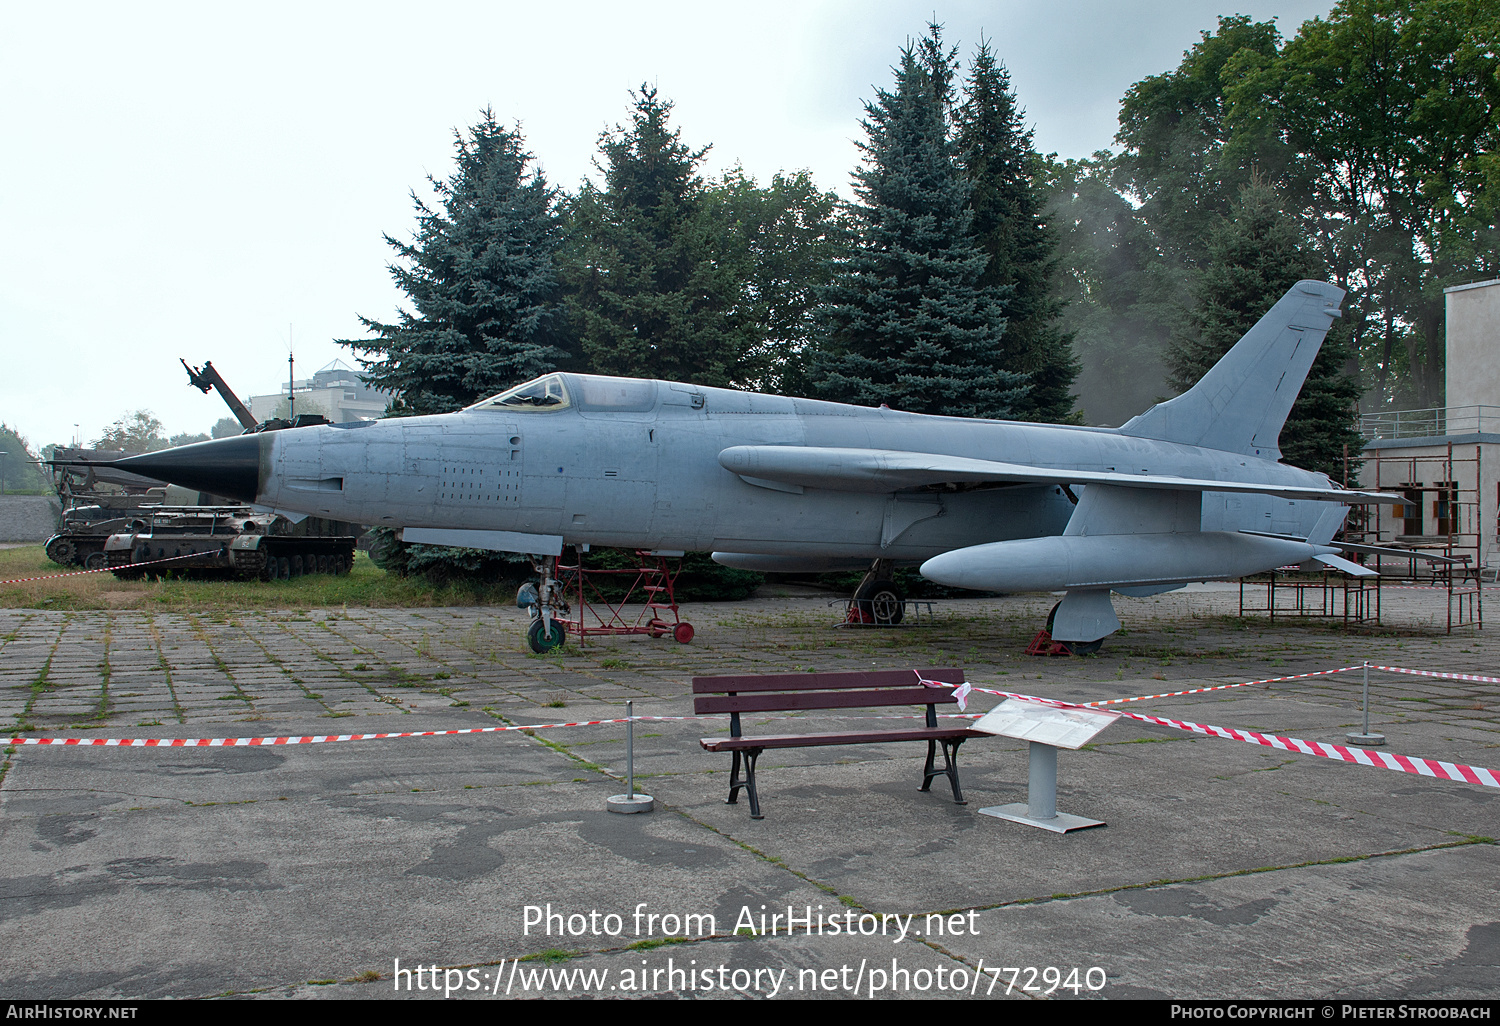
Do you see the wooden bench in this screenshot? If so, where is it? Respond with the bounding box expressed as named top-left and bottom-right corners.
top-left (693, 668), bottom-right (984, 819)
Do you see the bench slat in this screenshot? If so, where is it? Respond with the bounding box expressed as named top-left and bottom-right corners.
top-left (695, 687), bottom-right (963, 715)
top-left (701, 728), bottom-right (985, 751)
top-left (692, 667), bottom-right (963, 694)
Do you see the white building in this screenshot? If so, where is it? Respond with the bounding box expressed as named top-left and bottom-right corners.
top-left (1357, 279), bottom-right (1500, 571)
top-left (247, 359), bottom-right (389, 425)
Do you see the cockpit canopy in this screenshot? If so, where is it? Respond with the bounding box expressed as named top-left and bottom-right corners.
top-left (467, 374), bottom-right (658, 413)
top-left (468, 374), bottom-right (571, 412)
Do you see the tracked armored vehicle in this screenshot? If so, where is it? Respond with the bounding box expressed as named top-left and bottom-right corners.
top-left (45, 357), bottom-right (366, 578)
top-left (101, 507), bottom-right (355, 580)
top-left (44, 447), bottom-right (173, 570)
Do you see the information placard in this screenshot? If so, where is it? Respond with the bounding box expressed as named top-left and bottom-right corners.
top-left (972, 698), bottom-right (1119, 750)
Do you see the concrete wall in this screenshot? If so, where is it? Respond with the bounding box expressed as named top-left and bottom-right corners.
top-left (0, 494), bottom-right (61, 543)
top-left (1445, 279), bottom-right (1500, 411)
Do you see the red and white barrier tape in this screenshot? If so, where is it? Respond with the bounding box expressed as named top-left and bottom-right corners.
top-left (9, 664), bottom-right (1497, 791)
top-left (1083, 666), bottom-right (1365, 707)
top-left (923, 667), bottom-right (1500, 790)
top-left (1364, 664), bottom-right (1500, 686)
top-left (5, 714), bottom-right (704, 747)
top-left (1114, 708), bottom-right (1499, 789)
top-left (0, 552), bottom-right (209, 586)
top-left (794, 702), bottom-right (1500, 790)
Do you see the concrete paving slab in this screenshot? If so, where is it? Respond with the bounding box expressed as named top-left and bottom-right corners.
top-left (939, 844), bottom-right (1500, 1000)
top-left (0, 748), bottom-right (832, 998)
top-left (1, 593), bottom-right (1498, 1000)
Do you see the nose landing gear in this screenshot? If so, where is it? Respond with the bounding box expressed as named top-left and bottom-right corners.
top-left (521, 550), bottom-right (695, 653)
top-left (523, 559), bottom-right (572, 653)
top-left (527, 616), bottom-right (567, 653)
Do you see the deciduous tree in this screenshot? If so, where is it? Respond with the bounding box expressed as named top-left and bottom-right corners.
top-left (95, 411), bottom-right (167, 454)
top-left (1228, 0), bottom-right (1500, 408)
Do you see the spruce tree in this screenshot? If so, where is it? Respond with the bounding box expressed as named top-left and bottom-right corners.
top-left (343, 111), bottom-right (570, 416)
top-left (957, 41), bottom-right (1078, 422)
top-left (564, 87), bottom-right (758, 388)
top-left (812, 44), bottom-right (1026, 419)
top-left (1174, 181), bottom-right (1362, 479)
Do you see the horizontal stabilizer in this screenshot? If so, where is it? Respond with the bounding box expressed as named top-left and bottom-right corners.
top-left (1309, 553), bottom-right (1379, 577)
top-left (1331, 541), bottom-right (1469, 566)
top-left (719, 445), bottom-right (1401, 505)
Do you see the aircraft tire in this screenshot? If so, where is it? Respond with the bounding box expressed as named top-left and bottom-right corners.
top-left (855, 579), bottom-right (904, 625)
top-left (527, 618), bottom-right (567, 654)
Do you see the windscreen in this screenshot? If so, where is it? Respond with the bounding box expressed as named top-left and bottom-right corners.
top-left (467, 374), bottom-right (571, 412)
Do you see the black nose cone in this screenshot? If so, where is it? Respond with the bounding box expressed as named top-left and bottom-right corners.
top-left (117, 434), bottom-right (267, 504)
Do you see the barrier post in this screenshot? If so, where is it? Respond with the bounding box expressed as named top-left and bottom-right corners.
top-left (607, 700), bottom-right (654, 813)
top-left (1347, 659), bottom-right (1386, 746)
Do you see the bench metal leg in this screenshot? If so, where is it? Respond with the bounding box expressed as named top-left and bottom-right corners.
top-left (921, 740), bottom-right (938, 791)
top-left (727, 749), bottom-right (765, 819)
top-left (920, 738), bottom-right (967, 805)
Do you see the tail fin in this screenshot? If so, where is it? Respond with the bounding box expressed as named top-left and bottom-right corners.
top-left (1119, 280), bottom-right (1344, 460)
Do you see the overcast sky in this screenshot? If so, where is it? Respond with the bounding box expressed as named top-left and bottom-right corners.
top-left (0, 1), bottom-right (1334, 451)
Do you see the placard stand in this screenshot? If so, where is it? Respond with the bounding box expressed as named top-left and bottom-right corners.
top-left (971, 698), bottom-right (1119, 833)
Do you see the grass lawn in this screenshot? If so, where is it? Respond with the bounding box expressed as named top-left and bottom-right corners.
top-left (0, 545), bottom-right (521, 611)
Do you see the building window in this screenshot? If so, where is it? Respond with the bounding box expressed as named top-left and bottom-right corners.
top-left (1400, 484), bottom-right (1423, 536)
top-left (1434, 481), bottom-right (1458, 536)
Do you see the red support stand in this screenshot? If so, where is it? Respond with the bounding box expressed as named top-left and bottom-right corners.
top-left (550, 549), bottom-right (694, 644)
top-left (1025, 629), bottom-right (1075, 657)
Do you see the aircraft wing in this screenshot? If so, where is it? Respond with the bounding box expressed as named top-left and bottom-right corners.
top-left (718, 446), bottom-right (1401, 505)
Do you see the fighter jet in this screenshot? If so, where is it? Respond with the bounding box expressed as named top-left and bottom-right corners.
top-left (119, 280), bottom-right (1398, 651)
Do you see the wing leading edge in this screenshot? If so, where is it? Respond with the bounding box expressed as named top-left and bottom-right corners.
top-left (718, 445), bottom-right (1401, 506)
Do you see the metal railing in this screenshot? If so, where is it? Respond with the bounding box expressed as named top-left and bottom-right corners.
top-left (1359, 405), bottom-right (1500, 440)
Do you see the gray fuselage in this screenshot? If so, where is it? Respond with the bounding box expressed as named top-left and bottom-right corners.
top-left (259, 374), bottom-right (1334, 564)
